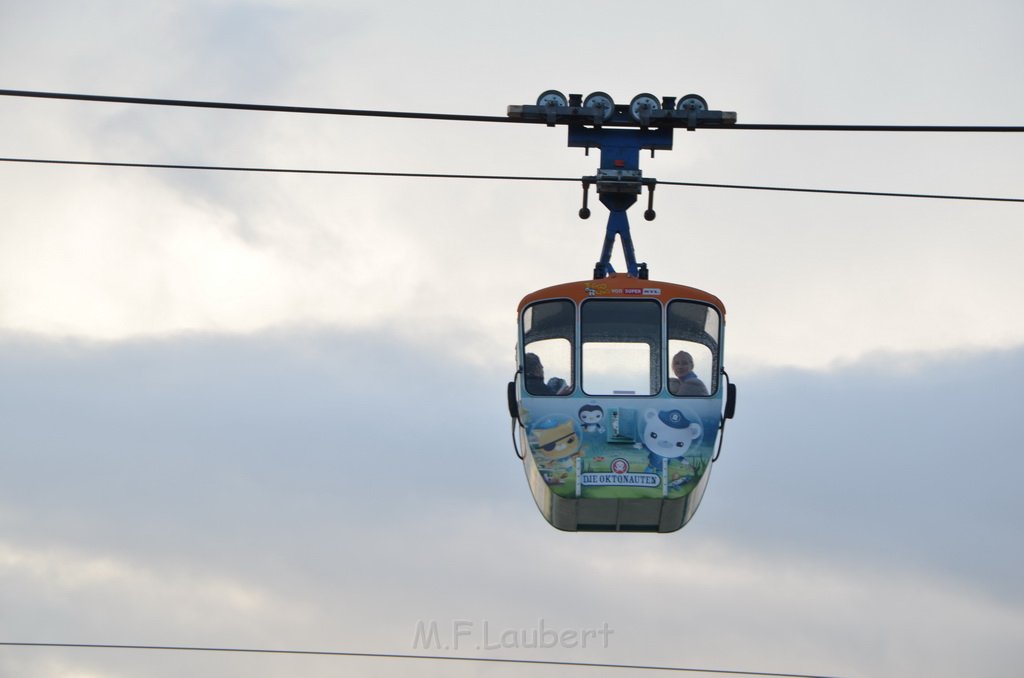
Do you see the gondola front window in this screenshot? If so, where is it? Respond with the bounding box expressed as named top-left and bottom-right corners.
top-left (581, 299), bottom-right (661, 396)
top-left (522, 299), bottom-right (574, 396)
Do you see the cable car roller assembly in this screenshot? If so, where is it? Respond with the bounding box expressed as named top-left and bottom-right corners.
top-left (510, 90), bottom-right (736, 279)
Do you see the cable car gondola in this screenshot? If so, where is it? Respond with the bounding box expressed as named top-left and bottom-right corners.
top-left (506, 90), bottom-right (737, 532)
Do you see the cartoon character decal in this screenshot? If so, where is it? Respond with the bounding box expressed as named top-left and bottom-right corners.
top-left (638, 408), bottom-right (702, 472)
top-left (522, 400), bottom-right (714, 499)
top-left (578, 404), bottom-right (605, 434)
top-left (528, 415), bottom-right (583, 486)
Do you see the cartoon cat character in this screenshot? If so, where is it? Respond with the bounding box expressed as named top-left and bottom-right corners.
top-left (638, 408), bottom-right (702, 473)
top-left (528, 415), bottom-right (583, 485)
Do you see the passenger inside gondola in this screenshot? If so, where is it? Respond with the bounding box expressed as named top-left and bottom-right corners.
top-left (524, 352), bottom-right (570, 395)
top-left (668, 350), bottom-right (709, 396)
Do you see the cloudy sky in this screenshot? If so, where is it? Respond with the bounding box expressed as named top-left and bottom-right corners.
top-left (1, 1), bottom-right (1022, 676)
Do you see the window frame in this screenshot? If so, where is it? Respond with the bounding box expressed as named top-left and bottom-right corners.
top-left (579, 298), bottom-right (663, 397)
top-left (666, 299), bottom-right (722, 397)
top-left (520, 298), bottom-right (576, 397)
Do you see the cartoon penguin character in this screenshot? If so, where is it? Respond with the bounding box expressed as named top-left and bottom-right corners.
top-left (578, 404), bottom-right (605, 434)
top-left (638, 408), bottom-right (702, 472)
top-left (528, 415), bottom-right (583, 485)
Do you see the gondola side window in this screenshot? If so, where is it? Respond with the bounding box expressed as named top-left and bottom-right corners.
top-left (581, 299), bottom-right (661, 396)
top-left (667, 300), bottom-right (721, 396)
top-left (522, 299), bottom-right (575, 396)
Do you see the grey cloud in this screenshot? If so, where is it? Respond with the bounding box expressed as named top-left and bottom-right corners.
top-left (3, 332), bottom-right (1021, 565)
top-left (2, 331), bottom-right (1023, 676)
top-left (704, 346), bottom-right (1024, 602)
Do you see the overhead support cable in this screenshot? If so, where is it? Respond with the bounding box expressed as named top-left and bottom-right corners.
top-left (2, 156), bottom-right (1021, 203)
top-left (0, 88), bottom-right (510, 123)
top-left (656, 179), bottom-right (1024, 203)
top-left (0, 156), bottom-right (574, 183)
top-left (2, 89), bottom-right (1024, 132)
top-left (727, 123), bottom-right (1024, 132)
top-left (0, 642), bottom-right (838, 677)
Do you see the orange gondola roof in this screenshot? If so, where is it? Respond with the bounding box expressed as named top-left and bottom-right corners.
top-left (517, 273), bottom-right (726, 317)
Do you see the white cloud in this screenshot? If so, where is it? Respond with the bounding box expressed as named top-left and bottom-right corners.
top-left (1, 2), bottom-right (1022, 368)
top-left (0, 539), bottom-right (309, 625)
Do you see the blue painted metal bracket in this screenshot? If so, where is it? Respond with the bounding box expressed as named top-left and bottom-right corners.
top-left (569, 126), bottom-right (674, 278)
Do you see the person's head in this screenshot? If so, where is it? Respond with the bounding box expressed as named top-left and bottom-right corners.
top-left (524, 352), bottom-right (544, 378)
top-left (672, 351), bottom-right (694, 378)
